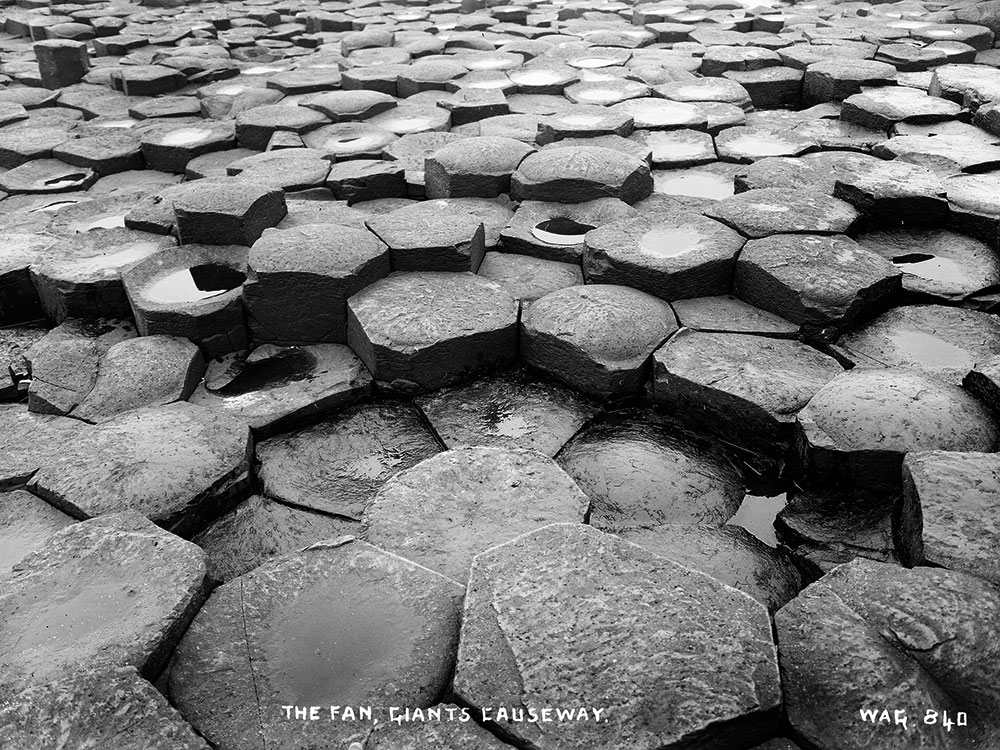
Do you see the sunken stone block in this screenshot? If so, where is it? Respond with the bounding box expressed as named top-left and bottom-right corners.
top-left (416, 370), bottom-right (597, 457)
top-left (347, 272), bottom-right (518, 393)
top-left (0, 512), bottom-right (208, 697)
top-left (169, 538), bottom-right (463, 749)
top-left (364, 446), bottom-right (589, 582)
top-left (453, 523), bottom-right (781, 750)
top-left (173, 181), bottom-right (287, 246)
top-left (72, 335), bottom-right (205, 424)
top-left (619, 524), bottom-right (803, 614)
top-left (244, 225), bottom-right (390, 346)
top-left (0, 666), bottom-right (210, 750)
top-left (521, 284), bottom-right (677, 398)
top-left (193, 494), bottom-right (357, 582)
top-left (558, 411), bottom-right (745, 531)
top-left (255, 401), bottom-right (441, 521)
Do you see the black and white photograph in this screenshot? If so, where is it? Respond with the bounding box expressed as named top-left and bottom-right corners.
top-left (0, 0), bottom-right (998, 747)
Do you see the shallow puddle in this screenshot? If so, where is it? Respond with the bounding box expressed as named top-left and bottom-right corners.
top-left (531, 217), bottom-right (596, 245)
top-left (727, 493), bottom-right (787, 547)
top-left (892, 253), bottom-right (972, 285)
top-left (214, 348), bottom-right (318, 396)
top-left (654, 171), bottom-right (734, 199)
top-left (639, 226), bottom-right (704, 257)
top-left (161, 128), bottom-right (212, 146)
top-left (146, 264), bottom-right (246, 304)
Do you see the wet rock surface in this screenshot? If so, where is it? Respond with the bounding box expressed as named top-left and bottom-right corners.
top-left (0, 0), bottom-right (998, 744)
top-left (558, 411), bottom-right (745, 531)
top-left (169, 537), bottom-right (463, 750)
top-left (0, 512), bottom-right (208, 697)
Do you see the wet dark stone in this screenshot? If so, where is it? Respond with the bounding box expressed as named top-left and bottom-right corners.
top-left (0, 233), bottom-right (59, 326)
top-left (557, 411), bottom-right (745, 531)
top-left (416, 369), bottom-right (597, 458)
top-left (169, 537), bottom-right (463, 750)
top-left (0, 511), bottom-right (208, 698)
top-left (619, 524), bottom-right (802, 614)
top-left (256, 400), bottom-right (440, 521)
top-left (193, 494), bottom-right (357, 583)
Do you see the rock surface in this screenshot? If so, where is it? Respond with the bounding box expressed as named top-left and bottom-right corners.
top-left (454, 523), bottom-right (781, 750)
top-left (169, 537), bottom-right (463, 750)
top-left (0, 512), bottom-right (208, 697)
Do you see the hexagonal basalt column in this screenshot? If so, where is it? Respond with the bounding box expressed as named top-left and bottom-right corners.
top-left (169, 538), bottom-right (463, 750)
top-left (511, 145), bottom-right (653, 204)
top-left (363, 446), bottom-right (589, 582)
top-left (793, 368), bottom-right (998, 493)
top-left (122, 243), bottom-right (250, 358)
top-left (26, 402), bottom-right (251, 537)
top-left (347, 272), bottom-right (518, 393)
top-left (734, 233), bottom-right (901, 340)
top-left (453, 523), bottom-right (781, 750)
top-left (365, 201), bottom-right (486, 272)
top-left (243, 225), bottom-right (390, 346)
top-left (0, 512), bottom-right (208, 697)
top-left (521, 284), bottom-right (677, 398)
top-left (0, 666), bottom-right (210, 750)
top-left (776, 559), bottom-right (1000, 749)
top-left (173, 180), bottom-right (287, 247)
top-left (424, 135), bottom-right (534, 199)
top-left (652, 329), bottom-right (844, 452)
top-left (558, 411), bottom-right (745, 531)
top-left (583, 211), bottom-right (746, 300)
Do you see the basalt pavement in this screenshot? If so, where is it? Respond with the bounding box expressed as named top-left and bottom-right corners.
top-left (1, 0), bottom-right (1000, 748)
